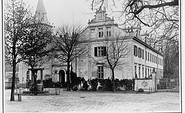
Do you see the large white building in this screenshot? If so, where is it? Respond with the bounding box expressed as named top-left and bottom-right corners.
top-left (18, 0), bottom-right (163, 87)
top-left (73, 8), bottom-right (163, 81)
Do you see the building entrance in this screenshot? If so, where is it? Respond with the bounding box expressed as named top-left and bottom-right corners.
top-left (59, 70), bottom-right (65, 87)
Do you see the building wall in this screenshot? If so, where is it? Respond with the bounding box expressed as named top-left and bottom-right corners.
top-left (18, 59), bottom-right (66, 85)
top-left (132, 39), bottom-right (163, 80)
top-left (77, 37), bottom-right (135, 80)
top-left (76, 9), bottom-right (163, 80)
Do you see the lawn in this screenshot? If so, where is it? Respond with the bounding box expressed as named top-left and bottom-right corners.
top-left (4, 89), bottom-right (181, 113)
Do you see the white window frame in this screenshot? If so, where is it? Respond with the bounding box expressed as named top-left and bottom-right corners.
top-left (106, 27), bottom-right (111, 37)
top-left (97, 66), bottom-right (104, 79)
top-left (98, 28), bottom-right (103, 37)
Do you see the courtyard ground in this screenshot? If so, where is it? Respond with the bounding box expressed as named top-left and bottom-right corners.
top-left (4, 89), bottom-right (181, 113)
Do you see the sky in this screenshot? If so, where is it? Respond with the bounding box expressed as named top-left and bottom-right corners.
top-left (25, 0), bottom-right (98, 28)
top-left (24, 0), bottom-right (124, 28)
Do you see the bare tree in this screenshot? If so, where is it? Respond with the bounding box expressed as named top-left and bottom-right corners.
top-left (4, 0), bottom-right (32, 101)
top-left (53, 25), bottom-right (88, 91)
top-left (91, 0), bottom-right (178, 25)
top-left (90, 0), bottom-right (179, 42)
top-left (105, 37), bottom-right (129, 92)
top-left (19, 23), bottom-right (53, 95)
top-left (91, 35), bottom-right (129, 92)
top-left (90, 0), bottom-right (179, 78)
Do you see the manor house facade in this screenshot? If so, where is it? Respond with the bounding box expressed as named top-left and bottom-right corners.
top-left (72, 8), bottom-right (163, 81)
top-left (17, 0), bottom-right (163, 87)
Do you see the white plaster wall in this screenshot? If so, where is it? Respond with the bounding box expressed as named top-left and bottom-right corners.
top-left (132, 39), bottom-right (163, 79)
top-left (135, 79), bottom-right (155, 92)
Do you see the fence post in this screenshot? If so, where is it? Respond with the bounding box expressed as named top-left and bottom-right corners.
top-left (17, 88), bottom-right (22, 101)
top-left (55, 88), bottom-right (60, 95)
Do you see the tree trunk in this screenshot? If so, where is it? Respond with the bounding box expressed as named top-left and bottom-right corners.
top-left (111, 69), bottom-right (115, 92)
top-left (31, 69), bottom-right (37, 95)
top-left (66, 60), bottom-right (71, 91)
top-left (10, 57), bottom-right (16, 101)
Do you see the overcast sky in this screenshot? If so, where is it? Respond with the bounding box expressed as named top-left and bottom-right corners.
top-left (25, 0), bottom-right (97, 28)
top-left (24, 0), bottom-right (124, 28)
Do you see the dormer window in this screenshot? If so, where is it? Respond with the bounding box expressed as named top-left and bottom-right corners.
top-left (106, 27), bottom-right (111, 37)
top-left (98, 28), bottom-right (103, 37)
top-left (98, 12), bottom-right (103, 20)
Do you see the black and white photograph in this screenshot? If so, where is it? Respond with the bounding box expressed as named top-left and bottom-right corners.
top-left (1, 0), bottom-right (182, 113)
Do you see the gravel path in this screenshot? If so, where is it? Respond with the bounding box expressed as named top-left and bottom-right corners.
top-left (4, 89), bottom-right (181, 113)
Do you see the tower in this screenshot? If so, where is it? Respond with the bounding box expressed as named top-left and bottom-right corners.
top-left (18, 0), bottom-right (52, 87)
top-left (34, 0), bottom-right (50, 25)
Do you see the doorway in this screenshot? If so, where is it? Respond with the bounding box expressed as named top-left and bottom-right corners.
top-left (59, 70), bottom-right (65, 87)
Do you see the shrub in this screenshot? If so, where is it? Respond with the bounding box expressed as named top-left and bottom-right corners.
top-left (89, 79), bottom-right (98, 91)
top-left (43, 78), bottom-right (53, 88)
top-left (82, 81), bottom-right (88, 90)
top-left (115, 79), bottom-right (121, 90)
top-left (138, 88), bottom-right (144, 92)
top-left (103, 79), bottom-right (112, 91)
top-left (53, 82), bottom-right (62, 88)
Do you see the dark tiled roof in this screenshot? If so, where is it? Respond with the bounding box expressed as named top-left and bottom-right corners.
top-left (133, 37), bottom-right (163, 56)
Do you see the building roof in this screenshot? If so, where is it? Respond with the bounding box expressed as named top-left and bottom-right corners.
top-left (33, 0), bottom-right (50, 25)
top-left (133, 37), bottom-right (163, 56)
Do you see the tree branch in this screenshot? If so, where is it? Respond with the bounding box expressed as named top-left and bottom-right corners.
top-left (134, 0), bottom-right (178, 15)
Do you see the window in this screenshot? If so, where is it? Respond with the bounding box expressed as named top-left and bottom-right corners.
top-left (138, 48), bottom-right (141, 58)
top-left (98, 28), bottom-right (103, 37)
top-left (142, 66), bottom-right (144, 78)
top-left (91, 29), bottom-right (95, 37)
top-left (106, 27), bottom-right (111, 37)
top-left (145, 51), bottom-right (147, 60)
top-left (152, 55), bottom-right (154, 63)
top-left (148, 68), bottom-right (150, 76)
top-left (134, 45), bottom-right (137, 56)
top-left (139, 65), bottom-right (141, 78)
top-left (150, 68), bottom-right (152, 73)
top-left (97, 66), bottom-right (104, 79)
top-left (148, 52), bottom-right (149, 61)
top-left (135, 64), bottom-right (137, 78)
top-left (141, 49), bottom-right (144, 59)
top-left (94, 46), bottom-right (106, 57)
top-left (99, 12), bottom-right (103, 20)
top-left (145, 67), bottom-right (147, 78)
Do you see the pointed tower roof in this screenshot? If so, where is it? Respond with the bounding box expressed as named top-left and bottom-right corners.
top-left (34, 0), bottom-right (50, 25)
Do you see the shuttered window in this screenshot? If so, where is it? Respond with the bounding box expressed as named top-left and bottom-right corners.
top-left (138, 48), bottom-right (141, 58)
top-left (94, 46), bottom-right (106, 57)
top-left (134, 45), bottom-right (137, 56)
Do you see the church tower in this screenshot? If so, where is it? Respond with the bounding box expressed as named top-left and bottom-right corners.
top-left (18, 0), bottom-right (52, 87)
top-left (34, 0), bottom-right (51, 26)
